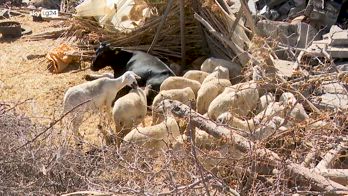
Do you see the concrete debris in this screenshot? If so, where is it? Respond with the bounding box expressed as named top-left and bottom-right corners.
top-left (305, 0), bottom-right (342, 28)
top-left (273, 59), bottom-right (295, 78)
top-left (26, 0), bottom-right (61, 10)
top-left (257, 20), bottom-right (319, 48)
top-left (304, 27), bottom-right (348, 58)
top-left (315, 82), bottom-right (348, 95)
top-left (337, 63), bottom-right (348, 72)
top-left (314, 93), bottom-right (348, 110)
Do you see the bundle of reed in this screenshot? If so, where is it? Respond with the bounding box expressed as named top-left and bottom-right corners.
top-left (65, 0), bottom-right (207, 65)
top-left (64, 0), bottom-right (255, 67)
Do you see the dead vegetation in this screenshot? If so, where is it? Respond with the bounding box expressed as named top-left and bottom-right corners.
top-left (0, 0), bottom-right (348, 195)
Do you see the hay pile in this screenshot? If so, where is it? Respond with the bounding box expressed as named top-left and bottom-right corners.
top-left (63, 0), bottom-right (252, 67)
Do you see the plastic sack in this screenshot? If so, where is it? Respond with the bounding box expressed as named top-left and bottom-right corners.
top-left (46, 43), bottom-right (76, 73)
top-left (75, 0), bottom-right (116, 17)
top-left (75, 0), bottom-right (155, 32)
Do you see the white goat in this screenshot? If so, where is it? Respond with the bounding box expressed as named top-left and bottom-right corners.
top-left (62, 71), bottom-right (140, 145)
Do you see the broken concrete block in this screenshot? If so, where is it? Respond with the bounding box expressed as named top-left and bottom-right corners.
top-left (327, 47), bottom-right (348, 58)
top-left (315, 82), bottom-right (348, 95)
top-left (337, 63), bottom-right (348, 72)
top-left (315, 93), bottom-right (348, 110)
top-left (257, 20), bottom-right (319, 48)
top-left (273, 59), bottom-right (294, 78)
top-left (306, 0), bottom-right (342, 28)
top-left (326, 31), bottom-right (348, 46)
top-left (305, 41), bottom-right (348, 59)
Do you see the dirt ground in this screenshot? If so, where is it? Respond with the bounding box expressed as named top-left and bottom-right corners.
top-left (0, 14), bottom-right (147, 146)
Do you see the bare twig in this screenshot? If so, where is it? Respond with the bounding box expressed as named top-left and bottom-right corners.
top-left (12, 99), bottom-right (91, 152)
top-left (316, 143), bottom-right (346, 170)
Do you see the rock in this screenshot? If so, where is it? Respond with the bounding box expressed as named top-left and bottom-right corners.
top-left (29, 0), bottom-right (60, 10)
top-left (323, 26), bottom-right (348, 46)
top-left (316, 93), bottom-right (348, 110)
top-left (306, 0), bottom-right (342, 28)
top-left (257, 93), bottom-right (275, 113)
top-left (315, 82), bottom-right (347, 95)
top-left (337, 63), bottom-right (348, 72)
top-left (273, 59), bottom-right (295, 78)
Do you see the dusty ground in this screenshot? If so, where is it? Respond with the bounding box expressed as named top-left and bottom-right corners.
top-left (0, 14), bottom-right (147, 146)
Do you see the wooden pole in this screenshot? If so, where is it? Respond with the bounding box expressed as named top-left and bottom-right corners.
top-left (179, 0), bottom-right (186, 71)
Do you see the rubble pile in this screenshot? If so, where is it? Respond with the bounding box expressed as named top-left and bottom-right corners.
top-left (249, 0), bottom-right (348, 113)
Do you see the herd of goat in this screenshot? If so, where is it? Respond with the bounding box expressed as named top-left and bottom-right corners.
top-left (62, 43), bottom-right (311, 150)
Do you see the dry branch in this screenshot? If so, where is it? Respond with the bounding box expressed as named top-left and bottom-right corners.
top-left (62, 191), bottom-right (114, 196)
top-left (12, 99), bottom-right (91, 153)
top-left (161, 100), bottom-right (348, 194)
top-left (316, 143), bottom-right (346, 170)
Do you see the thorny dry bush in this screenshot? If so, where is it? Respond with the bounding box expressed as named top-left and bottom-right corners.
top-left (0, 94), bottom-right (347, 195)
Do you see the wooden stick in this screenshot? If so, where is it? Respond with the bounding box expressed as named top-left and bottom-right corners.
top-left (318, 169), bottom-right (348, 181)
top-left (161, 100), bottom-right (348, 193)
top-left (180, 0), bottom-right (186, 71)
top-left (301, 148), bottom-right (317, 168)
top-left (240, 0), bottom-right (256, 34)
top-left (147, 0), bottom-right (174, 53)
top-left (316, 143), bottom-right (345, 170)
top-left (230, 6), bottom-right (243, 34)
top-left (62, 191), bottom-right (114, 196)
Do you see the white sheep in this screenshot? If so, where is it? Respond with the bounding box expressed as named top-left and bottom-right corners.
top-left (208, 87), bottom-right (260, 120)
top-left (222, 81), bottom-right (258, 94)
top-left (152, 87), bottom-right (195, 124)
top-left (196, 79), bottom-right (231, 114)
top-left (160, 76), bottom-right (201, 96)
top-left (200, 57), bottom-right (242, 84)
top-left (122, 117), bottom-right (180, 152)
top-left (202, 66), bottom-right (230, 84)
top-left (183, 70), bottom-right (209, 84)
top-left (62, 71), bottom-right (141, 145)
top-left (112, 86), bottom-right (148, 146)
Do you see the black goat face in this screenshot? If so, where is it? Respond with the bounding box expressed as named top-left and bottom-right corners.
top-left (91, 43), bottom-right (113, 71)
